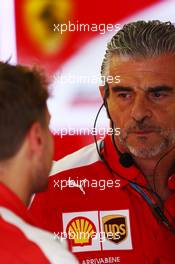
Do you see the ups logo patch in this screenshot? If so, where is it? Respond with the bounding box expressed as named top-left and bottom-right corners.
top-left (102, 215), bottom-right (127, 244)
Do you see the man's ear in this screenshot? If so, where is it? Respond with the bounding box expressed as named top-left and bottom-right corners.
top-left (99, 85), bottom-right (105, 99)
top-left (26, 122), bottom-right (44, 158)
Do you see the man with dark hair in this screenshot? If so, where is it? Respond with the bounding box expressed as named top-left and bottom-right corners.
top-left (0, 62), bottom-right (78, 263)
top-left (30, 21), bottom-right (175, 263)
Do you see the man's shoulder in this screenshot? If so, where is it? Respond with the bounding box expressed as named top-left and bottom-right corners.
top-left (0, 215), bottom-right (49, 263)
top-left (0, 213), bottom-right (28, 241)
top-left (0, 207), bottom-right (78, 264)
top-left (49, 141), bottom-right (101, 178)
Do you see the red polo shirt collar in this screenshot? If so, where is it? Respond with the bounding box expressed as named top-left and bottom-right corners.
top-left (0, 182), bottom-right (36, 225)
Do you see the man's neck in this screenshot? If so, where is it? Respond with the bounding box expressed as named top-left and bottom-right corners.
top-left (0, 160), bottom-right (32, 206)
top-left (133, 156), bottom-right (158, 185)
top-left (0, 178), bottom-right (31, 206)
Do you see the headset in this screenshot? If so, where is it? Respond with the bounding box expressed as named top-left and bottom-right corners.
top-left (93, 82), bottom-right (175, 234)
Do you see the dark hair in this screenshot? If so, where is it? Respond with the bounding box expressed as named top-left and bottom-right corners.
top-left (101, 20), bottom-right (175, 76)
top-left (0, 61), bottom-right (49, 160)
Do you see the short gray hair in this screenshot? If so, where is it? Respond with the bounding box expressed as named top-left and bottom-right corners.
top-left (101, 20), bottom-right (175, 77)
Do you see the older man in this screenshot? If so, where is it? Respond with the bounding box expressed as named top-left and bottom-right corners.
top-left (30, 21), bottom-right (175, 264)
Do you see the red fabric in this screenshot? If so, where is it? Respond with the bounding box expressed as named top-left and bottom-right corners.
top-left (53, 134), bottom-right (94, 160)
top-left (0, 183), bottom-right (50, 264)
top-left (30, 135), bottom-right (175, 264)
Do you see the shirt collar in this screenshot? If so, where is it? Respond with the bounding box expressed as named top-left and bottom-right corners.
top-left (0, 182), bottom-right (36, 225)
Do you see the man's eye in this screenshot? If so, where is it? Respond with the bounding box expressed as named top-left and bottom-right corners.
top-left (117, 93), bottom-right (131, 98)
top-left (151, 92), bottom-right (166, 98)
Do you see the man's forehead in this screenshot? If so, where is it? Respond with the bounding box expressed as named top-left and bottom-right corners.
top-left (110, 84), bottom-right (174, 94)
top-left (109, 54), bottom-right (175, 75)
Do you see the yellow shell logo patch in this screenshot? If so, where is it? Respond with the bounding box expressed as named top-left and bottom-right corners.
top-left (66, 216), bottom-right (96, 246)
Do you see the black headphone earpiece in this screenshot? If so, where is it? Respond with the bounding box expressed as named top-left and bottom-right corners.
top-left (119, 152), bottom-right (134, 168)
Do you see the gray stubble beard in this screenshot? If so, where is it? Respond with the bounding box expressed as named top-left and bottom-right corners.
top-left (118, 129), bottom-right (175, 159)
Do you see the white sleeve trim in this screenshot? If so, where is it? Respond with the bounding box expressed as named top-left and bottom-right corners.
top-left (50, 140), bottom-right (101, 177)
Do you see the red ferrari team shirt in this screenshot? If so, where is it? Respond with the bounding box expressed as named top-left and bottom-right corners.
top-left (0, 183), bottom-right (78, 264)
top-left (30, 135), bottom-right (175, 264)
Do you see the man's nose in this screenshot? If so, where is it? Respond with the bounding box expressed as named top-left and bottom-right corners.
top-left (131, 97), bottom-right (152, 122)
